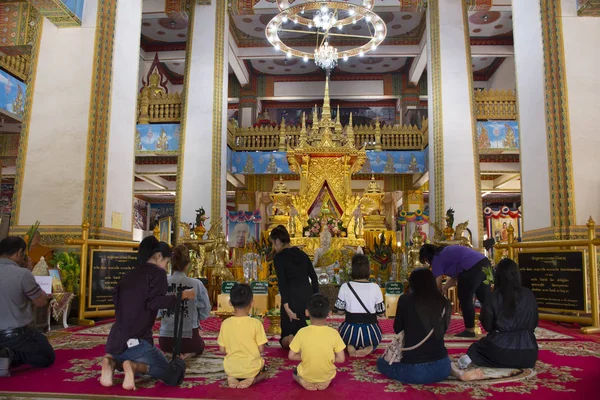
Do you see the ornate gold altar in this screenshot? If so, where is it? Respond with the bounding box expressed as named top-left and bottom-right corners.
top-left (275, 77), bottom-right (370, 253)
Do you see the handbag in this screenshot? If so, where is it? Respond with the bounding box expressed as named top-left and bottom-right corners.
top-left (381, 307), bottom-right (446, 365)
top-left (162, 291), bottom-right (187, 386)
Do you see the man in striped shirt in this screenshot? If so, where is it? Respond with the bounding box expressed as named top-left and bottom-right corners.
top-left (0, 236), bottom-right (55, 377)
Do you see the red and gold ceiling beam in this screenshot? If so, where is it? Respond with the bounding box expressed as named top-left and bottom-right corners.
top-left (399, 0), bottom-right (427, 13)
top-left (27, 0), bottom-right (81, 27)
top-left (577, 0), bottom-right (600, 16)
top-left (0, 2), bottom-right (36, 56)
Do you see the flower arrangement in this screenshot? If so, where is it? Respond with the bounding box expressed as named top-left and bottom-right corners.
top-left (49, 252), bottom-right (81, 293)
top-left (365, 234), bottom-right (393, 285)
top-left (303, 215), bottom-right (346, 238)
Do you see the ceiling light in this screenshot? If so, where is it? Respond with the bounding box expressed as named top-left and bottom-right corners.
top-left (349, 8), bottom-right (355, 16)
top-left (366, 15), bottom-right (372, 22)
top-left (282, 15), bottom-right (288, 23)
top-left (303, 55), bottom-right (309, 62)
top-left (343, 54), bottom-right (348, 61)
top-left (321, 5), bottom-right (328, 13)
top-left (287, 51), bottom-right (292, 58)
top-left (359, 50), bottom-right (364, 57)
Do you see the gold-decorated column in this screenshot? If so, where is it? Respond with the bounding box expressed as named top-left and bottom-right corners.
top-left (426, 0), bottom-right (483, 247)
top-left (12, 0), bottom-right (142, 241)
top-left (176, 1), bottom-right (229, 227)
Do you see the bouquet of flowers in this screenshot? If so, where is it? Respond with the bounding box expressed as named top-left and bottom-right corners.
top-left (303, 215), bottom-right (346, 238)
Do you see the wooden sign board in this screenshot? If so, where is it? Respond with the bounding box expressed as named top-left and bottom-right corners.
top-left (250, 281), bottom-right (269, 294)
top-left (221, 281), bottom-right (238, 294)
top-left (89, 250), bottom-right (137, 309)
top-left (518, 250), bottom-right (587, 312)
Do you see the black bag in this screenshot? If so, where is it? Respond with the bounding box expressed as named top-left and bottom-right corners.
top-left (162, 291), bottom-right (186, 386)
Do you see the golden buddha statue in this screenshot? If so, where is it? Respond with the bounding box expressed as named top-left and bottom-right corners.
top-left (407, 229), bottom-right (424, 273)
top-left (143, 70), bottom-right (166, 97)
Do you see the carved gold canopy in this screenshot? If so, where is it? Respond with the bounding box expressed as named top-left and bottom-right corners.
top-left (286, 77), bottom-right (366, 219)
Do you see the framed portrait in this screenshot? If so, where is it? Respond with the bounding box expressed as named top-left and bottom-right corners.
top-left (48, 268), bottom-right (64, 293)
top-left (178, 222), bottom-right (190, 240)
top-left (159, 217), bottom-right (172, 245)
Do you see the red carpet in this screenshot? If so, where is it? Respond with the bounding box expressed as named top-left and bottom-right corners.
top-left (1, 317), bottom-right (599, 399)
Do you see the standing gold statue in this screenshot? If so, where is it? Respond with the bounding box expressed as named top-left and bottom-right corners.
top-left (407, 230), bottom-right (424, 274)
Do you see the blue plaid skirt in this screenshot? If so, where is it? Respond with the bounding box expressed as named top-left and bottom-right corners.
top-left (339, 322), bottom-right (382, 350)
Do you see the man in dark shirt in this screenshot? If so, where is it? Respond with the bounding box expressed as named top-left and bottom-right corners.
top-left (0, 236), bottom-right (55, 377)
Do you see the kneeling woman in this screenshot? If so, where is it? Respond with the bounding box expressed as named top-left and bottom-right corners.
top-left (101, 237), bottom-right (195, 390)
top-left (159, 245), bottom-right (212, 359)
top-left (377, 268), bottom-right (452, 384)
top-left (460, 258), bottom-right (538, 370)
top-left (335, 254), bottom-right (385, 357)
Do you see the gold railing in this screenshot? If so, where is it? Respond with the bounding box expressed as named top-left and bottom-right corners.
top-left (227, 118), bottom-right (428, 152)
top-left (0, 54), bottom-right (29, 81)
top-left (138, 90), bottom-right (182, 124)
top-left (475, 89), bottom-right (517, 120)
top-left (496, 218), bottom-right (600, 334)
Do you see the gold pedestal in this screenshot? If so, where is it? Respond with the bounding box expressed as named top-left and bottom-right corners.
top-left (363, 215), bottom-right (387, 231)
top-left (266, 315), bottom-right (282, 335)
top-left (267, 215), bottom-right (290, 232)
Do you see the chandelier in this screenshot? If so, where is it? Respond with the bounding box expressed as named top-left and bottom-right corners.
top-left (266, 1), bottom-right (387, 71)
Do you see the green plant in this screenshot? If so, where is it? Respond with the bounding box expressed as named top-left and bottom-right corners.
top-left (483, 264), bottom-right (495, 285)
top-left (50, 252), bottom-right (81, 293)
top-left (24, 221), bottom-right (40, 255)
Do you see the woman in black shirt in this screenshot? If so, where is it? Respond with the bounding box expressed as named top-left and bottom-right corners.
top-left (377, 268), bottom-right (452, 384)
top-left (270, 225), bottom-right (319, 349)
top-left (460, 258), bottom-right (538, 370)
top-left (100, 236), bottom-right (195, 390)
top-left (377, 268), bottom-right (484, 384)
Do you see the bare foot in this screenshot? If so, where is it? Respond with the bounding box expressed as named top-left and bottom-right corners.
top-left (315, 380), bottom-right (332, 390)
top-left (347, 345), bottom-right (357, 357)
top-left (180, 353), bottom-right (194, 361)
top-left (281, 335), bottom-right (294, 349)
top-left (122, 361), bottom-right (137, 391)
top-left (294, 374), bottom-right (317, 391)
top-left (355, 346), bottom-right (373, 358)
top-left (460, 368), bottom-right (485, 381)
top-left (227, 377), bottom-right (240, 388)
top-left (237, 377), bottom-right (255, 389)
top-left (99, 356), bottom-right (115, 387)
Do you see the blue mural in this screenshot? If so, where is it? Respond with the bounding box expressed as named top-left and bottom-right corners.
top-left (477, 120), bottom-right (519, 151)
top-left (136, 124), bottom-right (180, 152)
top-left (62, 0), bottom-right (84, 20)
top-left (0, 69), bottom-right (26, 120)
top-left (362, 151), bottom-right (427, 174)
top-left (228, 150), bottom-right (428, 174)
top-left (230, 151), bottom-right (291, 174)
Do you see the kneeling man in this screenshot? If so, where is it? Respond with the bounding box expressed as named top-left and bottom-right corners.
top-left (0, 237), bottom-right (55, 377)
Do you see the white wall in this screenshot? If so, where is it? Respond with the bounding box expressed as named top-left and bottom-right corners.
top-left (104, 0), bottom-right (143, 232)
top-left (487, 57), bottom-right (516, 91)
top-left (19, 2), bottom-right (99, 226)
top-left (179, 2), bottom-right (229, 225)
top-left (561, 0), bottom-right (600, 225)
top-left (512, 0), bottom-right (552, 231)
top-left (273, 80), bottom-right (384, 98)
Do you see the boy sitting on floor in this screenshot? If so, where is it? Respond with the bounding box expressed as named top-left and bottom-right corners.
top-left (217, 284), bottom-right (268, 389)
top-left (288, 294), bottom-right (346, 391)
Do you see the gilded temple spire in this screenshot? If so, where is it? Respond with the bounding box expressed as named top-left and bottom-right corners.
top-left (321, 76), bottom-right (331, 123)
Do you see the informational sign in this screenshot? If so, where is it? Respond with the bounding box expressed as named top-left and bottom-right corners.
top-left (250, 281), bottom-right (269, 294)
top-left (385, 281), bottom-right (404, 295)
top-left (89, 250), bottom-right (137, 308)
top-left (221, 281), bottom-right (238, 294)
top-left (518, 251), bottom-right (587, 312)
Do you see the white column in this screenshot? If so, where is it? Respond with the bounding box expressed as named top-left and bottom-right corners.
top-left (104, 0), bottom-right (143, 232)
top-left (560, 0), bottom-right (600, 226)
top-left (512, 0), bottom-right (552, 232)
top-left (427, 0), bottom-right (482, 246)
top-left (177, 2), bottom-right (229, 226)
top-left (18, 1), bottom-right (99, 226)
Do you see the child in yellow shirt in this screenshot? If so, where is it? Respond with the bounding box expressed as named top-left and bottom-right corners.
top-left (217, 284), bottom-right (268, 389)
top-left (288, 294), bottom-right (346, 391)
